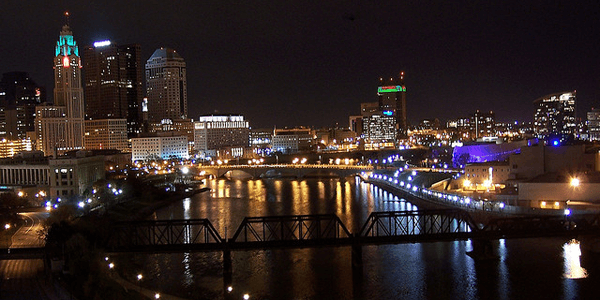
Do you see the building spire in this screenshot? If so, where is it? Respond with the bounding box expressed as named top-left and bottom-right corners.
top-left (64, 11), bottom-right (70, 27)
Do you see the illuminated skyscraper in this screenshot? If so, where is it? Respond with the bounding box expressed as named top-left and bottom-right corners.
top-left (533, 91), bottom-right (576, 141)
top-left (377, 72), bottom-right (407, 138)
top-left (194, 115), bottom-right (250, 158)
top-left (35, 12), bottom-right (85, 155)
top-left (587, 108), bottom-right (600, 141)
top-left (83, 41), bottom-right (143, 137)
top-left (145, 48), bottom-right (187, 122)
top-left (471, 110), bottom-right (495, 139)
top-left (0, 72), bottom-right (46, 139)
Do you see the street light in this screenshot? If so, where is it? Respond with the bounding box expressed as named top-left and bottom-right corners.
top-left (4, 223), bottom-right (11, 251)
top-left (155, 293), bottom-right (161, 299)
top-left (570, 177), bottom-right (580, 187)
top-left (137, 274), bottom-right (143, 294)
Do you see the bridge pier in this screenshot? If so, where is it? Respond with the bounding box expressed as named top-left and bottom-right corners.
top-left (466, 239), bottom-right (497, 261)
top-left (351, 243), bottom-right (363, 269)
top-left (223, 249), bottom-right (232, 290)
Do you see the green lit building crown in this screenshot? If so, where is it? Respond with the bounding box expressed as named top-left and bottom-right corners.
top-left (55, 25), bottom-right (79, 57)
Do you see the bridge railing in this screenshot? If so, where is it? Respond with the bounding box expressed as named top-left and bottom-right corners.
top-left (107, 219), bottom-right (223, 251)
top-left (230, 214), bottom-right (352, 245)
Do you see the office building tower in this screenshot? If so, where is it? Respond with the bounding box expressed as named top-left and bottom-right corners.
top-left (145, 48), bottom-right (187, 122)
top-left (362, 114), bottom-right (396, 149)
top-left (533, 91), bottom-right (576, 141)
top-left (83, 41), bottom-right (143, 137)
top-left (0, 72), bottom-right (46, 139)
top-left (377, 72), bottom-right (407, 138)
top-left (471, 110), bottom-right (495, 139)
top-left (194, 115), bottom-right (250, 158)
top-left (35, 13), bottom-right (85, 155)
top-left (587, 108), bottom-right (600, 141)
top-left (84, 119), bottom-right (128, 151)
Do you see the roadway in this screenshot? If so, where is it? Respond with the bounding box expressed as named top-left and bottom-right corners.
top-left (9, 212), bottom-right (47, 248)
top-left (0, 210), bottom-right (68, 300)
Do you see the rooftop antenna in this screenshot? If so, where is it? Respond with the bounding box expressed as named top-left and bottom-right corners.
top-left (64, 11), bottom-right (70, 26)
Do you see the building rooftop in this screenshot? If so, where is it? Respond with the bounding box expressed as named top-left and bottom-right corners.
top-left (148, 48), bottom-right (183, 60)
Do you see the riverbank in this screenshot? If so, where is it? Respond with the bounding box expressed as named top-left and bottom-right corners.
top-left (362, 170), bottom-right (579, 221)
top-left (44, 178), bottom-right (210, 299)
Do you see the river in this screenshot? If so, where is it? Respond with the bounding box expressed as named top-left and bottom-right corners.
top-left (117, 177), bottom-right (600, 300)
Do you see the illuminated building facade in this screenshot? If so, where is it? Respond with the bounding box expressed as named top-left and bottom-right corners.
top-left (533, 91), bottom-right (576, 141)
top-left (84, 119), bottom-right (128, 151)
top-left (145, 48), bottom-right (187, 122)
top-left (471, 110), bottom-right (495, 139)
top-left (194, 115), bottom-right (250, 158)
top-left (131, 134), bottom-right (189, 162)
top-left (587, 108), bottom-right (600, 141)
top-left (0, 138), bottom-right (32, 158)
top-left (36, 14), bottom-right (85, 155)
top-left (377, 73), bottom-right (407, 138)
top-left (0, 72), bottom-right (46, 140)
top-left (464, 162), bottom-right (510, 185)
top-left (250, 128), bottom-right (273, 156)
top-left (0, 150), bottom-right (105, 201)
top-left (0, 152), bottom-right (50, 197)
top-left (272, 127), bottom-right (313, 154)
top-left (49, 153), bottom-right (105, 199)
top-left (149, 118), bottom-right (195, 154)
top-left (83, 41), bottom-right (143, 137)
top-left (362, 114), bottom-right (396, 149)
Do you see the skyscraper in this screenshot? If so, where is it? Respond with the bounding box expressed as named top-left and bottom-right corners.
top-left (587, 108), bottom-right (600, 141)
top-left (35, 13), bottom-right (85, 155)
top-left (533, 91), bottom-right (576, 141)
top-left (83, 41), bottom-right (143, 137)
top-left (0, 72), bottom-right (46, 139)
top-left (377, 72), bottom-right (407, 138)
top-left (145, 48), bottom-right (187, 122)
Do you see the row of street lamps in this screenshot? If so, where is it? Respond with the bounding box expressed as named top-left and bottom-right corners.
top-left (104, 256), bottom-right (251, 299)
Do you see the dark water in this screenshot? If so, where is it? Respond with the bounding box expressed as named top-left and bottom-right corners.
top-left (121, 177), bottom-right (600, 300)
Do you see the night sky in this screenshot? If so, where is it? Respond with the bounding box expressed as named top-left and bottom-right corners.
top-left (2, 1), bottom-right (599, 128)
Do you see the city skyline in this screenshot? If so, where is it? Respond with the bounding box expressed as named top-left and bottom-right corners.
top-left (1, 1), bottom-right (599, 128)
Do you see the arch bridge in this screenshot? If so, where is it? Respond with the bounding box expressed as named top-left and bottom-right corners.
top-left (197, 164), bottom-right (373, 179)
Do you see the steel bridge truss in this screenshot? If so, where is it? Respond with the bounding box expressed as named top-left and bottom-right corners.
top-left (108, 219), bottom-right (223, 252)
top-left (358, 210), bottom-right (479, 243)
top-left (105, 210), bottom-right (600, 253)
top-left (229, 214), bottom-right (352, 248)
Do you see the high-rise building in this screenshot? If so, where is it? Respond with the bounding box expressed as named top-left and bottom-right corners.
top-left (272, 127), bottom-right (313, 154)
top-left (533, 91), bottom-right (576, 141)
top-left (145, 48), bottom-right (187, 122)
top-left (471, 110), bottom-right (495, 139)
top-left (194, 115), bottom-right (250, 158)
top-left (84, 119), bottom-right (128, 151)
top-left (35, 13), bottom-right (85, 156)
top-left (0, 72), bottom-right (46, 140)
top-left (377, 72), bottom-right (407, 138)
top-left (587, 108), bottom-right (600, 141)
top-left (83, 41), bottom-right (143, 137)
top-left (362, 114), bottom-right (396, 149)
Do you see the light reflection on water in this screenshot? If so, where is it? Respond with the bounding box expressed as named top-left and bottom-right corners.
top-left (132, 178), bottom-right (598, 300)
top-left (563, 239), bottom-right (588, 279)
